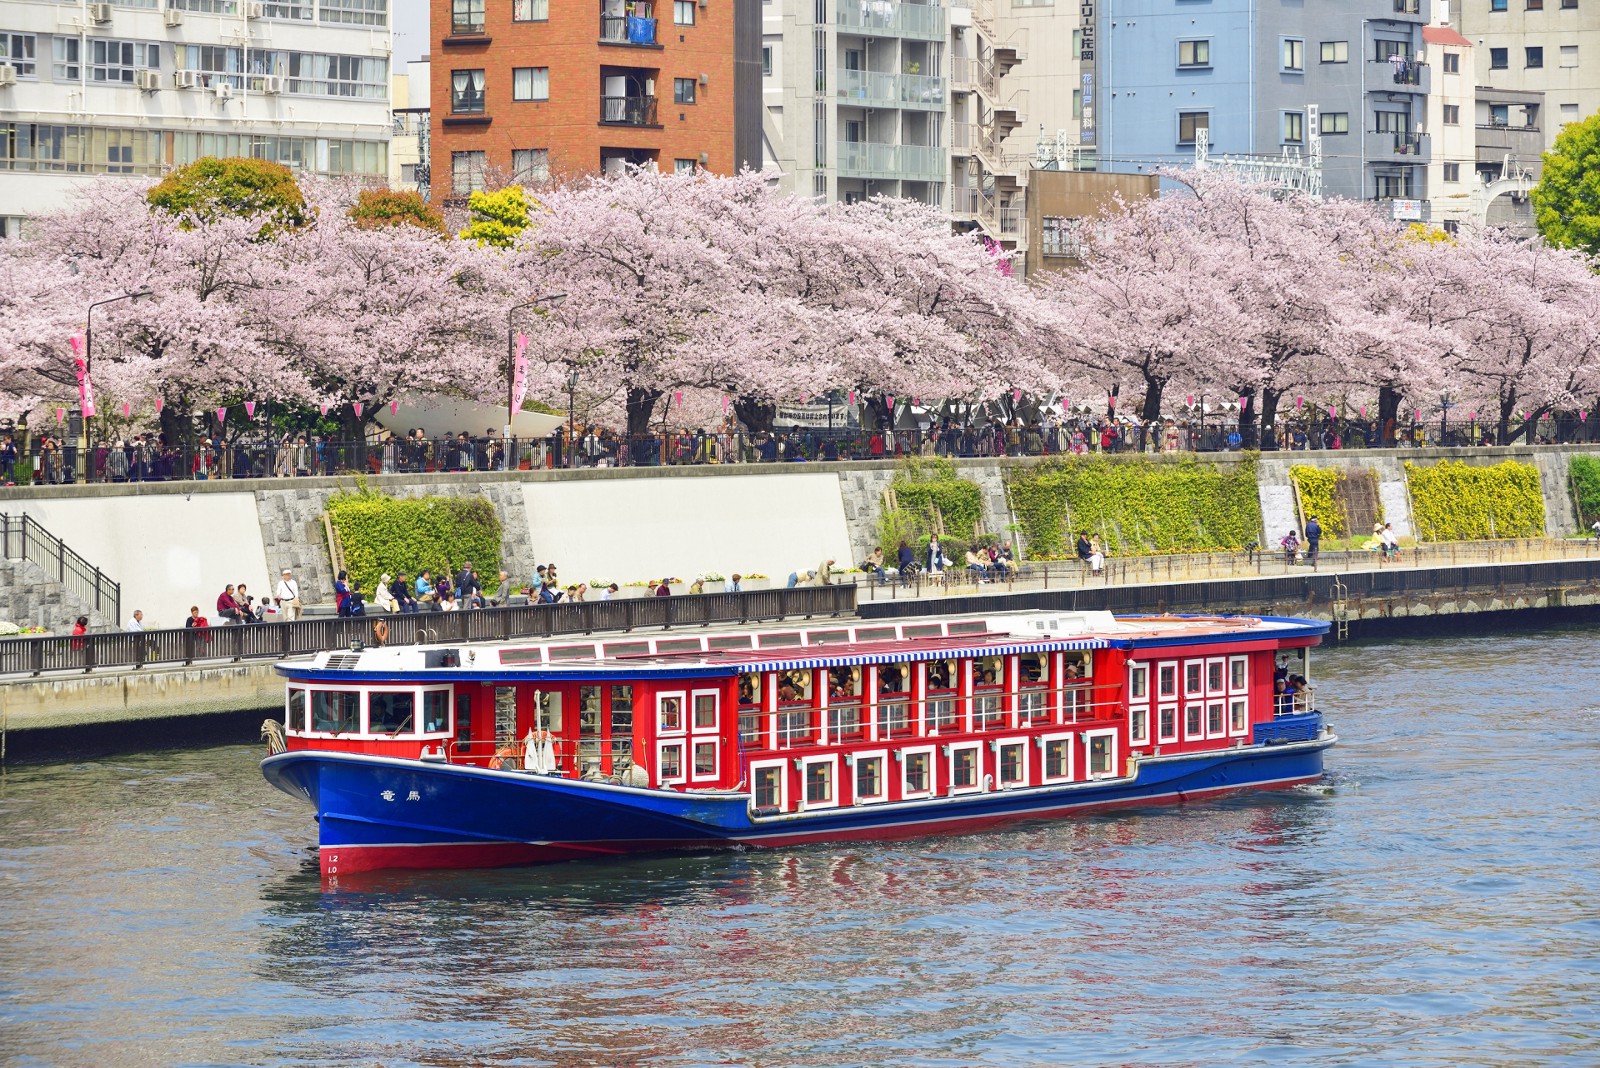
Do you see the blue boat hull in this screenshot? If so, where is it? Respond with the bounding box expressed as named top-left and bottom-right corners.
top-left (263, 735), bottom-right (1335, 876)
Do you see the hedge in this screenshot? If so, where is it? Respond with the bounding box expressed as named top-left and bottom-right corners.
top-left (1006, 456), bottom-right (1263, 559)
top-left (1570, 455), bottom-right (1600, 527)
top-left (1290, 466), bottom-right (1346, 538)
top-left (1405, 459), bottom-right (1545, 541)
top-left (877, 457), bottom-right (987, 560)
top-left (326, 485), bottom-right (502, 594)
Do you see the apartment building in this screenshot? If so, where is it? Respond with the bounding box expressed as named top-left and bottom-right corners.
top-left (390, 56), bottom-right (429, 192)
top-left (0, 0), bottom-right (395, 235)
top-left (430, 0), bottom-right (761, 202)
top-left (1096, 0), bottom-right (1433, 208)
top-left (1421, 20), bottom-right (1474, 228)
top-left (1457, 0), bottom-right (1598, 146)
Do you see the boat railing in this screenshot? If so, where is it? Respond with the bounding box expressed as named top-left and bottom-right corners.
top-left (447, 736), bottom-right (639, 779)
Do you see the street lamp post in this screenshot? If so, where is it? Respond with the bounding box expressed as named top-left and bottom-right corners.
top-left (565, 365), bottom-right (579, 469)
top-left (83, 286), bottom-right (152, 481)
top-left (505, 292), bottom-right (567, 464)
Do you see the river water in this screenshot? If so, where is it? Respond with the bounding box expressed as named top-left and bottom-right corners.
top-left (2, 626), bottom-right (1598, 1067)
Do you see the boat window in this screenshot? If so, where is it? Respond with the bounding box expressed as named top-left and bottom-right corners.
top-left (903, 749), bottom-right (932, 795)
top-left (1018, 653), bottom-right (1050, 723)
top-left (1184, 661), bottom-right (1204, 696)
top-left (708, 634), bottom-right (754, 651)
top-left (950, 745), bottom-right (980, 790)
top-left (549, 644), bottom-right (598, 661)
top-left (777, 671), bottom-right (814, 746)
top-left (657, 638), bottom-right (704, 655)
top-left (1157, 661), bottom-right (1178, 698)
top-left (1206, 658), bottom-right (1226, 694)
top-left (311, 690), bottom-right (360, 733)
top-left (538, 690), bottom-right (564, 733)
top-left (1128, 663), bottom-right (1149, 701)
top-left (1063, 652), bottom-right (1091, 682)
top-left (579, 687), bottom-right (604, 770)
top-left (1086, 731), bottom-right (1117, 779)
top-left (1042, 736), bottom-right (1072, 781)
top-left (998, 741), bottom-right (1027, 787)
top-left (757, 631), bottom-right (802, 648)
top-left (903, 623), bottom-right (943, 638)
top-left (658, 741), bottom-right (685, 783)
top-left (500, 648), bottom-right (544, 665)
top-left (1129, 705), bottom-right (1149, 746)
top-left (1185, 702), bottom-right (1204, 740)
top-left (855, 626), bottom-right (898, 642)
top-left (878, 663), bottom-right (908, 694)
top-left (610, 685), bottom-right (634, 770)
top-left (777, 670), bottom-right (812, 703)
top-left (854, 754), bottom-right (885, 802)
top-left (804, 759), bottom-right (835, 807)
top-left (1020, 652), bottom-right (1049, 685)
top-left (423, 690), bottom-right (450, 734)
top-left (973, 655), bottom-right (1004, 729)
top-left (1158, 704), bottom-right (1179, 744)
top-left (973, 655), bottom-right (1003, 689)
top-left (604, 641), bottom-right (651, 657)
top-left (1206, 700), bottom-right (1225, 736)
top-left (369, 690), bottom-right (415, 735)
top-left (925, 659), bottom-right (959, 733)
top-left (1229, 656), bottom-right (1248, 691)
top-left (658, 694), bottom-right (684, 733)
top-left (692, 739), bottom-right (717, 778)
top-left (1229, 697), bottom-right (1249, 735)
top-left (693, 691), bottom-right (717, 730)
top-left (286, 688), bottom-right (308, 732)
top-left (806, 629), bottom-right (851, 646)
top-left (738, 672), bottom-right (763, 706)
top-left (456, 691), bottom-right (474, 746)
top-left (494, 686), bottom-right (517, 744)
top-left (948, 621), bottom-right (987, 635)
top-left (752, 763), bottom-right (784, 810)
top-left (827, 666), bottom-right (865, 741)
top-left (926, 657), bottom-right (957, 691)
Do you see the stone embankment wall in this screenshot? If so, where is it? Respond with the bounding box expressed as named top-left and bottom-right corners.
top-left (0, 558), bottom-right (110, 633)
top-left (2, 446), bottom-right (1596, 628)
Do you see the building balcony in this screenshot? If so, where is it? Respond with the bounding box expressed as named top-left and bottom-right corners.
top-left (1392, 0), bottom-right (1421, 14)
top-left (837, 140), bottom-right (946, 181)
top-left (1476, 122), bottom-right (1542, 164)
top-left (601, 94), bottom-right (659, 126)
top-left (601, 12), bottom-right (659, 46)
top-left (1390, 131), bottom-right (1430, 162)
top-left (835, 69), bottom-right (945, 110)
top-left (950, 185), bottom-right (979, 217)
top-left (836, 0), bottom-right (946, 42)
top-left (1370, 57), bottom-right (1428, 93)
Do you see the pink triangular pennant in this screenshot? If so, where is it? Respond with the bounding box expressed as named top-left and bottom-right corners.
top-left (1582, 411), bottom-right (1589, 423)
top-left (122, 403), bottom-right (132, 418)
top-left (1186, 394), bottom-right (1194, 407)
top-left (1238, 396), bottom-right (1249, 411)
top-left (673, 391), bottom-right (683, 407)
top-left (1011, 389), bottom-right (1021, 404)
top-left (155, 397), bottom-right (164, 414)
top-left (1360, 406), bottom-right (1367, 418)
top-left (354, 402), bottom-right (364, 417)
top-left (721, 395), bottom-right (730, 412)
top-left (319, 403), bottom-right (328, 417)
top-left (1296, 396), bottom-right (1304, 409)
top-left (245, 401), bottom-right (257, 418)
top-left (885, 395), bottom-right (895, 408)
top-left (848, 391), bottom-right (856, 406)
top-left (55, 407), bottom-right (65, 422)
top-left (215, 406), bottom-right (226, 423)
top-left (1329, 405), bottom-right (1337, 419)
top-left (69, 335), bottom-right (83, 355)
top-left (391, 400), bottom-right (399, 415)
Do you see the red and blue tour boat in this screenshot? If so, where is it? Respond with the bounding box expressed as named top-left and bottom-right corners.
top-left (261, 610), bottom-right (1334, 876)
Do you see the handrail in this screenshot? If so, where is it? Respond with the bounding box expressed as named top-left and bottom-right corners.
top-left (0, 584), bottom-right (856, 677)
top-left (0, 513), bottom-right (121, 624)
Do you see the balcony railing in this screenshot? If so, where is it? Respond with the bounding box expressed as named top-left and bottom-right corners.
top-left (600, 13), bottom-right (656, 44)
top-left (1392, 131), bottom-right (1429, 157)
top-left (836, 140), bottom-right (946, 181)
top-left (601, 94), bottom-right (658, 125)
top-left (950, 186), bottom-right (979, 216)
top-left (835, 69), bottom-right (945, 108)
top-left (1391, 61), bottom-right (1425, 86)
top-left (836, 0), bottom-right (946, 40)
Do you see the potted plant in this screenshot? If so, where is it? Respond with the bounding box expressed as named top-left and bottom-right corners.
top-left (741, 572), bottom-right (771, 591)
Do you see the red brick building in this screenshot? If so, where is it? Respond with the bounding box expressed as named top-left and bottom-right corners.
top-left (431, 0), bottom-right (762, 202)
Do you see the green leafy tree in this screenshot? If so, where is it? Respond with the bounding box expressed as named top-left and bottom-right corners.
top-left (146, 156), bottom-right (309, 235)
top-left (459, 185), bottom-right (536, 248)
top-left (349, 188), bottom-right (446, 234)
top-left (1532, 111), bottom-right (1600, 260)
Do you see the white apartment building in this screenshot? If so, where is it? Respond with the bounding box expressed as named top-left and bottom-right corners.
top-left (389, 56), bottom-right (426, 193)
top-left (1421, 20), bottom-right (1474, 230)
top-left (0, 0), bottom-right (394, 234)
top-left (1457, 0), bottom-right (1599, 147)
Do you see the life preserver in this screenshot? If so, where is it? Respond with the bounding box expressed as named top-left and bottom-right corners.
top-left (488, 744), bottom-right (522, 770)
top-left (371, 619), bottom-right (389, 644)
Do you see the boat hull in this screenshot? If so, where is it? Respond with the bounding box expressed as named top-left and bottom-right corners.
top-left (263, 736), bottom-right (1335, 876)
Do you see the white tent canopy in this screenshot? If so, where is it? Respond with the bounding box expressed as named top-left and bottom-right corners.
top-left (374, 396), bottom-right (565, 440)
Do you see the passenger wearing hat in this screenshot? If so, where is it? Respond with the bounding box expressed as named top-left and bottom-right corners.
top-left (275, 568), bottom-right (303, 620)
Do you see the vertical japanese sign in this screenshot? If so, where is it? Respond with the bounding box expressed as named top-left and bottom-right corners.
top-left (1079, 0), bottom-right (1096, 145)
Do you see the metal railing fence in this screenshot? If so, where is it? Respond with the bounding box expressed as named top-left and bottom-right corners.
top-left (0, 514), bottom-right (121, 623)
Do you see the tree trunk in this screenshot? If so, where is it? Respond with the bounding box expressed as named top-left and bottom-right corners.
top-left (1235, 387), bottom-right (1257, 448)
top-left (734, 397), bottom-right (776, 435)
top-left (1497, 394), bottom-right (1516, 445)
top-left (159, 400), bottom-right (190, 449)
top-left (1140, 377), bottom-right (1164, 423)
top-left (1377, 387), bottom-right (1403, 447)
top-left (626, 386), bottom-right (662, 437)
top-left (1261, 388), bottom-right (1282, 448)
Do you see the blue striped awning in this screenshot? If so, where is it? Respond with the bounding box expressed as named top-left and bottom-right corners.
top-left (743, 638), bottom-right (1107, 675)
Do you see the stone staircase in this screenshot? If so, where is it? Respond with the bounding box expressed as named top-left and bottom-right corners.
top-left (0, 514), bottom-right (121, 633)
top-left (0, 557), bottom-right (112, 633)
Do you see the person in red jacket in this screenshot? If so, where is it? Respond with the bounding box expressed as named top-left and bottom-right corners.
top-left (216, 584), bottom-right (244, 625)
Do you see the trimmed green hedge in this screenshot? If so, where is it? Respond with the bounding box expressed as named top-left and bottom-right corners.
top-left (1006, 456), bottom-right (1263, 559)
top-left (877, 457), bottom-right (987, 559)
top-left (1570, 455), bottom-right (1600, 527)
top-left (326, 485), bottom-right (502, 594)
top-left (1405, 459), bottom-right (1545, 541)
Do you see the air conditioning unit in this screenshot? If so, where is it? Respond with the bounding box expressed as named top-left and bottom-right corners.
top-left (135, 68), bottom-right (162, 90)
top-left (245, 1), bottom-right (263, 17)
top-left (174, 68), bottom-right (200, 88)
top-left (258, 73), bottom-right (282, 93)
top-left (89, 3), bottom-right (113, 23)
top-left (215, 81), bottom-right (233, 99)
top-left (0, 64), bottom-right (16, 88)
top-left (164, 7), bottom-right (183, 26)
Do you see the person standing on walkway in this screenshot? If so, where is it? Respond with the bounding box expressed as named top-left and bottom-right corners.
top-left (1304, 516), bottom-right (1322, 569)
top-left (275, 569), bottom-right (303, 621)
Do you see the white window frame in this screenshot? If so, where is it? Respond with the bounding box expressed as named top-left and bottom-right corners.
top-left (1206, 699), bottom-right (1227, 739)
top-left (1128, 662), bottom-right (1149, 703)
top-left (994, 737), bottom-right (1030, 790)
top-left (512, 66), bottom-right (548, 102)
top-left (1205, 656), bottom-right (1227, 696)
top-left (1040, 731), bottom-right (1075, 784)
top-left (286, 687), bottom-right (309, 733)
top-left (1157, 660), bottom-right (1178, 700)
top-left (419, 685), bottom-right (453, 737)
top-left (657, 739), bottom-right (687, 785)
top-left (1184, 701), bottom-right (1206, 742)
top-left (673, 0), bottom-right (695, 23)
top-left (689, 736), bottom-right (720, 782)
top-left (849, 749), bottom-right (890, 804)
top-left (799, 754), bottom-right (839, 810)
top-left (690, 687), bottom-right (719, 733)
top-left (1083, 728), bottom-right (1119, 780)
top-left (946, 741), bottom-right (984, 795)
top-left (1228, 696), bottom-right (1250, 737)
top-left (656, 690), bottom-right (687, 737)
top-left (1157, 702), bottom-right (1179, 745)
top-left (900, 744), bottom-right (936, 800)
top-left (751, 758), bottom-right (789, 811)
top-left (1129, 703), bottom-right (1150, 747)
top-left (302, 685), bottom-right (365, 738)
top-left (1183, 660), bottom-right (1204, 699)
top-left (1228, 655), bottom-right (1248, 693)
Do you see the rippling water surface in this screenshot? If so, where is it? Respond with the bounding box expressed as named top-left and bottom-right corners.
top-left (3, 627), bottom-right (1599, 1067)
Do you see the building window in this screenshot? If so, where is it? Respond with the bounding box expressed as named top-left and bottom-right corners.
top-left (452, 0), bottom-right (485, 34)
top-left (675, 157), bottom-right (696, 173)
top-left (1072, 29), bottom-right (1081, 56)
top-left (674, 0), bottom-right (695, 23)
top-left (1320, 40), bottom-right (1348, 63)
top-left (512, 0), bottom-right (548, 19)
top-left (1442, 219), bottom-right (1460, 235)
top-left (51, 37), bottom-right (78, 80)
top-left (1526, 46), bottom-right (1543, 67)
top-left (1442, 104), bottom-right (1459, 125)
top-left (176, 43), bottom-right (246, 88)
top-left (674, 76), bottom-right (696, 103)
top-left (1177, 110), bottom-right (1209, 145)
top-left (1489, 47), bottom-right (1508, 69)
top-left (90, 40), bottom-right (161, 84)
top-left (451, 68), bottom-right (486, 112)
top-left (1489, 103), bottom-right (1510, 125)
top-left (1374, 110), bottom-right (1408, 133)
top-left (511, 66), bottom-right (547, 101)
top-left (1490, 0), bottom-right (1507, 9)
top-left (1527, 0), bottom-right (1543, 7)
top-left (1281, 37), bottom-right (1304, 71)
top-left (319, 0), bottom-right (387, 26)
top-left (1282, 111), bottom-right (1304, 143)
top-left (1177, 39), bottom-right (1210, 68)
top-left (1041, 216), bottom-right (1085, 257)
top-left (451, 150), bottom-right (485, 194)
top-left (1561, 102), bottom-right (1580, 123)
top-left (1560, 44), bottom-right (1578, 66)
top-left (1072, 88), bottom-right (1082, 118)
top-left (1319, 111), bottom-right (1349, 134)
top-left (1374, 39), bottom-right (1406, 62)
top-left (1443, 52), bottom-right (1459, 73)
top-left (1444, 162), bottom-right (1461, 181)
top-left (1561, 0), bottom-right (1577, 8)
top-left (1375, 173), bottom-right (1412, 198)
top-left (2, 33), bottom-right (37, 77)
top-left (512, 147), bottom-right (549, 182)
top-left (761, 45), bottom-right (772, 76)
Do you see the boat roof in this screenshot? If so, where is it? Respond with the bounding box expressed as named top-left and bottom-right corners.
top-left (276, 610), bottom-right (1328, 684)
